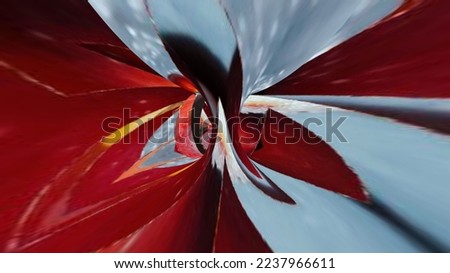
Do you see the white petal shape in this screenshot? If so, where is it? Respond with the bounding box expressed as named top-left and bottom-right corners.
top-left (89, 0), bottom-right (182, 78)
top-left (141, 112), bottom-right (196, 168)
top-left (277, 96), bottom-right (450, 113)
top-left (221, 0), bottom-right (402, 100)
top-left (146, 0), bottom-right (236, 73)
top-left (278, 99), bottom-right (450, 251)
top-left (219, 96), bottom-right (421, 251)
top-left (225, 145), bottom-right (422, 252)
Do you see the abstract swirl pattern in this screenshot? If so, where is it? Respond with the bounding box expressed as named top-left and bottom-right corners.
top-left (1, 0), bottom-right (450, 252)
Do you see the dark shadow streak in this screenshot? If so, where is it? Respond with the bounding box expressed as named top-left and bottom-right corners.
top-left (358, 198), bottom-right (448, 253)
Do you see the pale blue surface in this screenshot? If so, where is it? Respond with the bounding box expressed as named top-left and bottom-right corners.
top-left (222, 0), bottom-right (402, 99)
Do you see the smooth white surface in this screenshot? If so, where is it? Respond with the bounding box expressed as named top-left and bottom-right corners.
top-left (222, 0), bottom-right (402, 100)
top-left (89, 0), bottom-right (182, 78)
top-left (239, 96), bottom-right (450, 251)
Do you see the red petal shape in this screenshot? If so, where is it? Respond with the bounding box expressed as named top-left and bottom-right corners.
top-left (236, 113), bottom-right (264, 154)
top-left (0, 1), bottom-right (175, 97)
top-left (0, 65), bottom-right (191, 250)
top-left (0, 33), bottom-right (173, 96)
top-left (1, 0), bottom-right (122, 44)
top-left (17, 162), bottom-right (204, 252)
top-left (264, 0), bottom-right (450, 98)
top-left (213, 165), bottom-right (272, 253)
top-left (175, 94), bottom-right (205, 158)
top-left (251, 109), bottom-right (368, 202)
top-left (98, 150), bottom-right (221, 253)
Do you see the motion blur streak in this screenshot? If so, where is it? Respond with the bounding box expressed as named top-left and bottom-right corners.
top-left (0, 0), bottom-right (449, 253)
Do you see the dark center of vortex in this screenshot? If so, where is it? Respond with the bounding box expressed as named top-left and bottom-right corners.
top-left (158, 33), bottom-right (243, 154)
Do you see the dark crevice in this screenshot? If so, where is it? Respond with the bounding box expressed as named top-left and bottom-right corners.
top-left (159, 33), bottom-right (234, 104)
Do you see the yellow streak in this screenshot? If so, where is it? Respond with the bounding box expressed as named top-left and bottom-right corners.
top-left (101, 101), bottom-right (183, 145)
top-left (167, 163), bottom-right (195, 178)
